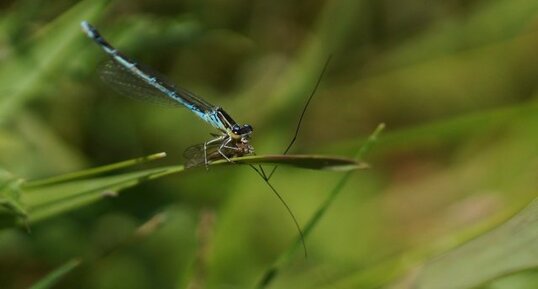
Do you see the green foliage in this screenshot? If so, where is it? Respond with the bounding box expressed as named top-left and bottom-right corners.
top-left (413, 199), bottom-right (538, 289)
top-left (0, 0), bottom-right (538, 289)
top-left (0, 153), bottom-right (362, 228)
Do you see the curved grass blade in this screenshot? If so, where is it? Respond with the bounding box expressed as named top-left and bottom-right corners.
top-left (256, 123), bottom-right (385, 289)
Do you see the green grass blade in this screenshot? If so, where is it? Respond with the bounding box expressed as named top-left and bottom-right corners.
top-left (256, 123), bottom-right (385, 289)
top-left (22, 167), bottom-right (173, 224)
top-left (29, 259), bottom-right (81, 289)
top-left (23, 152), bottom-right (167, 188)
top-left (210, 154), bottom-right (368, 171)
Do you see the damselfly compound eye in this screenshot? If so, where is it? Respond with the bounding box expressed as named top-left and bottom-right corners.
top-left (232, 124), bottom-right (241, 134)
top-left (237, 124), bottom-right (253, 135)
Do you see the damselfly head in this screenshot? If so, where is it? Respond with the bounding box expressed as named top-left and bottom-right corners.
top-left (232, 124), bottom-right (253, 137)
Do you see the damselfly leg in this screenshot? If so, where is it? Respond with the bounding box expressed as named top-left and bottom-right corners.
top-left (183, 132), bottom-right (253, 168)
top-left (203, 134), bottom-right (247, 168)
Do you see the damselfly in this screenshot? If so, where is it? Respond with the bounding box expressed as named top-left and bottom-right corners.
top-left (81, 21), bottom-right (254, 167)
top-left (81, 21), bottom-right (330, 257)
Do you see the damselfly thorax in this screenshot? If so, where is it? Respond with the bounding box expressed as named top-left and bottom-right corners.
top-left (195, 108), bottom-right (254, 167)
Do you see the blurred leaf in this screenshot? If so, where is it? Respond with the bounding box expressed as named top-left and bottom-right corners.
top-left (243, 0), bottom-right (367, 129)
top-left (0, 0), bottom-right (109, 122)
top-left (486, 270), bottom-right (538, 289)
top-left (0, 168), bottom-right (27, 225)
top-left (411, 198), bottom-right (538, 289)
top-left (333, 100), bottom-right (538, 154)
top-left (377, 0), bottom-right (538, 71)
top-left (29, 259), bottom-right (81, 289)
top-left (9, 113), bottom-right (87, 177)
top-left (27, 212), bottom-right (167, 289)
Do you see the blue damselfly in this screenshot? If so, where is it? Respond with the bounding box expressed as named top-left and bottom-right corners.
top-left (81, 21), bottom-right (254, 167)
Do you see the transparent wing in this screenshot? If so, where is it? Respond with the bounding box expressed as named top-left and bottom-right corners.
top-left (99, 61), bottom-right (183, 107)
top-left (99, 61), bottom-right (217, 112)
top-left (183, 143), bottom-right (218, 168)
top-left (183, 142), bottom-right (238, 168)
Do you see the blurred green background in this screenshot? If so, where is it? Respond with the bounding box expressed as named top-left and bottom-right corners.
top-left (1, 0), bottom-right (538, 288)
